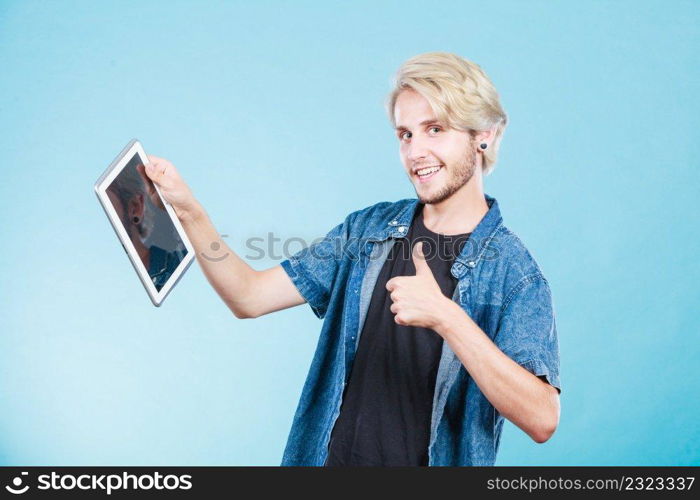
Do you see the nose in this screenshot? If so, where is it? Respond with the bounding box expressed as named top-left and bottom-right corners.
top-left (406, 134), bottom-right (430, 163)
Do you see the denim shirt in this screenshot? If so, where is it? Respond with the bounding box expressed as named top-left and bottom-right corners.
top-left (279, 193), bottom-right (561, 466)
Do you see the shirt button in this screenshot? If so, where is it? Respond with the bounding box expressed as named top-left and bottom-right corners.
top-left (398, 226), bottom-right (406, 233)
top-left (389, 220), bottom-right (398, 225)
top-left (467, 261), bottom-right (476, 268)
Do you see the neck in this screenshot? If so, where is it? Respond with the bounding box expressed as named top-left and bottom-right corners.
top-left (421, 168), bottom-right (489, 236)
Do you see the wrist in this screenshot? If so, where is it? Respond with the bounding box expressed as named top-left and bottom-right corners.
top-left (178, 200), bottom-right (206, 225)
top-left (435, 297), bottom-right (467, 338)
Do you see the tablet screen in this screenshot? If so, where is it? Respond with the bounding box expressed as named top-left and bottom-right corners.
top-left (105, 153), bottom-right (188, 292)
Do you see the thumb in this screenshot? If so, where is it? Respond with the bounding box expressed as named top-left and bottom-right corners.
top-left (412, 241), bottom-right (433, 277)
top-left (144, 161), bottom-right (162, 183)
top-left (144, 161), bottom-right (155, 176)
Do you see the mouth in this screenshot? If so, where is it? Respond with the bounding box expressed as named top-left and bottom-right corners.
top-left (413, 165), bottom-right (443, 183)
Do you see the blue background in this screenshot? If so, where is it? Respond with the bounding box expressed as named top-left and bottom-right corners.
top-left (1, 0), bottom-right (698, 465)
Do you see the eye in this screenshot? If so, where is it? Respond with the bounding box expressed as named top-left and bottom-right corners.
top-left (399, 130), bottom-right (412, 141)
top-left (428, 126), bottom-right (441, 134)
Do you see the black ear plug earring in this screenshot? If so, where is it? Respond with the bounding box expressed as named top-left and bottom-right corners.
top-left (133, 216), bottom-right (140, 224)
top-left (480, 143), bottom-right (488, 150)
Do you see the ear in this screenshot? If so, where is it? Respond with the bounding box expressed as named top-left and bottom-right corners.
top-left (128, 194), bottom-right (145, 217)
top-left (474, 125), bottom-right (498, 149)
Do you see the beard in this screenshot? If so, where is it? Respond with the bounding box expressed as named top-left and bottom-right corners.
top-left (415, 139), bottom-right (478, 205)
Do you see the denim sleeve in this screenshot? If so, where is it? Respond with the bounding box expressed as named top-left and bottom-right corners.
top-left (279, 215), bottom-right (350, 320)
top-left (494, 274), bottom-right (562, 394)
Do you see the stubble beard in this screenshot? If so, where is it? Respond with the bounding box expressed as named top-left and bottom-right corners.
top-left (416, 140), bottom-right (478, 205)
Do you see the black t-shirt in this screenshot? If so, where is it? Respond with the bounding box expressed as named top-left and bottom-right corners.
top-left (325, 202), bottom-right (471, 466)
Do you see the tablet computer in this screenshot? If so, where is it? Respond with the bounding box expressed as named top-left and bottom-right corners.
top-left (94, 139), bottom-right (195, 306)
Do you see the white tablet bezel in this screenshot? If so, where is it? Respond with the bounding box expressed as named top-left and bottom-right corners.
top-left (94, 139), bottom-right (195, 306)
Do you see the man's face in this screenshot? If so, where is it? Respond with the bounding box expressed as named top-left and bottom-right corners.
top-left (394, 89), bottom-right (478, 205)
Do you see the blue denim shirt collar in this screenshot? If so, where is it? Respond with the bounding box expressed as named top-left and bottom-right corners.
top-left (365, 193), bottom-right (503, 279)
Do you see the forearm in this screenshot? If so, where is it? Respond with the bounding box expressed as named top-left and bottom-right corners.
top-left (179, 202), bottom-right (259, 318)
top-left (435, 300), bottom-right (559, 443)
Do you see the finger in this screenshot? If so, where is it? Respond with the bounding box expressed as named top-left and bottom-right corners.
top-left (144, 161), bottom-right (166, 184)
top-left (386, 277), bottom-right (405, 292)
top-left (390, 302), bottom-right (399, 314)
top-left (146, 154), bottom-right (166, 163)
top-left (412, 241), bottom-right (433, 277)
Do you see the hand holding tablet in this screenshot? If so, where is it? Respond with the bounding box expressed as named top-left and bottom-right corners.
top-left (141, 155), bottom-right (202, 222)
top-left (94, 139), bottom-right (196, 306)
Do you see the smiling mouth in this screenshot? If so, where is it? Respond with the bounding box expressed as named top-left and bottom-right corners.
top-left (200, 252), bottom-right (230, 262)
top-left (414, 165), bottom-right (443, 183)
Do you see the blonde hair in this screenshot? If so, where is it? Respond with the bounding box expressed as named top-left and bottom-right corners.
top-left (386, 52), bottom-right (508, 176)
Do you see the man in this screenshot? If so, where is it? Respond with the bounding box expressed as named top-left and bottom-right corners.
top-left (144, 52), bottom-right (561, 466)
